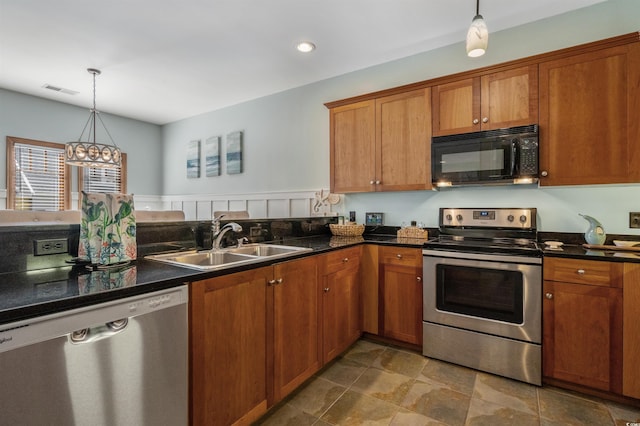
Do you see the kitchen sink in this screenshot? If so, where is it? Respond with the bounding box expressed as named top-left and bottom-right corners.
top-left (226, 244), bottom-right (311, 257)
top-left (146, 243), bottom-right (312, 271)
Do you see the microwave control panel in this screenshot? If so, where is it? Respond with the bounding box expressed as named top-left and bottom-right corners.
top-left (517, 138), bottom-right (539, 175)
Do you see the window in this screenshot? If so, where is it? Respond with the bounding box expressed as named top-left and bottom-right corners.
top-left (78, 153), bottom-right (127, 196)
top-left (6, 136), bottom-right (71, 211)
top-left (6, 136), bottom-right (128, 211)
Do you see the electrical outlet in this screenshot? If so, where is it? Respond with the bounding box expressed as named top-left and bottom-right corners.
top-left (34, 238), bottom-right (68, 256)
top-left (349, 211), bottom-right (356, 222)
top-left (630, 212), bottom-right (640, 229)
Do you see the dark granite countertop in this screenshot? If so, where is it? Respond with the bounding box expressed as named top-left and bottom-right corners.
top-left (541, 243), bottom-right (640, 263)
top-left (4, 230), bottom-right (637, 327)
top-left (0, 233), bottom-right (422, 326)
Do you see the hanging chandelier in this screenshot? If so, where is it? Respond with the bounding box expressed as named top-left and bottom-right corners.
top-left (466, 0), bottom-right (489, 58)
top-left (65, 68), bottom-right (121, 168)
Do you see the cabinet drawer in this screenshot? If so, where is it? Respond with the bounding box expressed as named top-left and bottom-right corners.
top-left (544, 257), bottom-right (622, 287)
top-left (322, 246), bottom-right (361, 274)
top-left (379, 246), bottom-right (422, 267)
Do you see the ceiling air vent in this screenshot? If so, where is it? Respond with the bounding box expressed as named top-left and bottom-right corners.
top-left (42, 84), bottom-right (78, 95)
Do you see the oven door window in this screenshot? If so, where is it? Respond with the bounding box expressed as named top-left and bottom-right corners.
top-left (435, 264), bottom-right (523, 324)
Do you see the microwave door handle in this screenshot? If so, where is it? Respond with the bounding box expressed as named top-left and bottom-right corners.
top-left (510, 140), bottom-right (518, 174)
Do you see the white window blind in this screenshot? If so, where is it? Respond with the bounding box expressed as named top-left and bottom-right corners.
top-left (82, 166), bottom-right (122, 193)
top-left (13, 142), bottom-right (66, 211)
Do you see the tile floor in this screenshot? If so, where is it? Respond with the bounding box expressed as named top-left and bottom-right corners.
top-left (255, 339), bottom-right (640, 426)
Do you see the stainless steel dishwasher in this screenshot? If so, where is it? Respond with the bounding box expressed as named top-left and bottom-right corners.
top-left (0, 285), bottom-right (188, 426)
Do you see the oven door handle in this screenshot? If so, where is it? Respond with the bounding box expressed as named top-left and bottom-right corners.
top-left (422, 249), bottom-right (542, 265)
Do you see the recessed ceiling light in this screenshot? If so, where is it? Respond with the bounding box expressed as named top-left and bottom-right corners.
top-left (296, 41), bottom-right (316, 53)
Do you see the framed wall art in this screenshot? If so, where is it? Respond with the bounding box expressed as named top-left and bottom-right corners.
top-left (186, 139), bottom-right (201, 179)
top-left (204, 136), bottom-right (221, 177)
top-left (226, 131), bottom-right (243, 174)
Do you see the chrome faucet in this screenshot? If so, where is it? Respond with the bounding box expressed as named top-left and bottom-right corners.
top-left (213, 222), bottom-right (243, 250)
top-left (212, 214), bottom-right (226, 235)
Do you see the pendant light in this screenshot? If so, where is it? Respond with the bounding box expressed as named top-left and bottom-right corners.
top-left (466, 0), bottom-right (489, 58)
top-left (65, 68), bottom-right (121, 168)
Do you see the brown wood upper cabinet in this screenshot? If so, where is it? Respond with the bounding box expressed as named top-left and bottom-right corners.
top-left (330, 88), bottom-right (431, 193)
top-left (432, 65), bottom-right (538, 136)
top-left (542, 258), bottom-right (623, 393)
top-left (538, 43), bottom-right (640, 185)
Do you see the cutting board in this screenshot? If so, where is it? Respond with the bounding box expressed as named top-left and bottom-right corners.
top-left (582, 244), bottom-right (640, 252)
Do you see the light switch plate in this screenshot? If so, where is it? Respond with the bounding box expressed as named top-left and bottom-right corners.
top-left (630, 212), bottom-right (640, 228)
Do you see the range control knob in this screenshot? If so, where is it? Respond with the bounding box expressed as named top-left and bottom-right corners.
top-left (507, 215), bottom-right (515, 222)
top-left (456, 214), bottom-right (463, 222)
top-left (445, 214), bottom-right (453, 221)
top-left (519, 215), bottom-right (528, 223)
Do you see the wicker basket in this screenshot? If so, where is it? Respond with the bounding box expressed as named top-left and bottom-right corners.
top-left (329, 223), bottom-right (365, 236)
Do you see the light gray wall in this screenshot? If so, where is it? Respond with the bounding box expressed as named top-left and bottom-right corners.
top-left (161, 0), bottom-right (640, 235)
top-left (0, 88), bottom-right (163, 195)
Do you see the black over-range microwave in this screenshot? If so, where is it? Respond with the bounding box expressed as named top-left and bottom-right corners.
top-left (431, 124), bottom-right (539, 188)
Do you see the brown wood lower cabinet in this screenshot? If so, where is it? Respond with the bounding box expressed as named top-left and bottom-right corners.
top-left (190, 267), bottom-right (271, 426)
top-left (378, 246), bottom-right (423, 346)
top-left (271, 256), bottom-right (322, 403)
top-left (623, 263), bottom-right (640, 399)
top-left (543, 258), bottom-right (623, 393)
top-left (189, 256), bottom-right (321, 425)
top-left (319, 246), bottom-right (362, 364)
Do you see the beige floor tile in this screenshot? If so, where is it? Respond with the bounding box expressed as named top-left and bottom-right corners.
top-left (539, 387), bottom-right (615, 426)
top-left (350, 367), bottom-right (414, 405)
top-left (342, 340), bottom-right (387, 366)
top-left (465, 396), bottom-right (539, 426)
top-left (471, 372), bottom-right (538, 415)
top-left (318, 356), bottom-right (368, 387)
top-left (286, 376), bottom-right (347, 417)
top-left (320, 389), bottom-right (400, 425)
top-left (400, 379), bottom-right (470, 426)
top-left (607, 401), bottom-right (640, 426)
top-left (372, 347), bottom-right (428, 378)
top-left (419, 358), bottom-right (477, 396)
top-left (256, 402), bottom-right (319, 426)
top-left (390, 408), bottom-right (448, 425)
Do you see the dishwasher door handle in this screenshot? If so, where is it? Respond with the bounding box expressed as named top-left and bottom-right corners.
top-left (69, 318), bottom-right (129, 344)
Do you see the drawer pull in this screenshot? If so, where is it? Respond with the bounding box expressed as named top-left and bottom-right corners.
top-left (342, 258), bottom-right (349, 263)
top-left (545, 293), bottom-right (553, 300)
top-left (396, 254), bottom-right (403, 259)
top-left (324, 287), bottom-right (330, 293)
top-left (577, 269), bottom-right (585, 275)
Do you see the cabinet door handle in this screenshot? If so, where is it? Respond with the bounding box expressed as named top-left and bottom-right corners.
top-left (545, 292), bottom-right (553, 299)
top-left (268, 279), bottom-right (276, 286)
top-left (541, 170), bottom-right (548, 177)
top-left (482, 117), bottom-right (489, 123)
top-left (396, 254), bottom-right (403, 259)
top-left (370, 180), bottom-right (375, 184)
top-left (375, 180), bottom-right (381, 185)
top-left (324, 287), bottom-right (330, 293)
top-left (417, 277), bottom-right (422, 282)
top-left (473, 118), bottom-right (479, 124)
top-left (577, 269), bottom-right (585, 275)
top-left (342, 258), bottom-right (349, 263)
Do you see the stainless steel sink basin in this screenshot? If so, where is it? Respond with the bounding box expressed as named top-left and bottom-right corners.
top-left (146, 244), bottom-right (312, 271)
top-left (226, 244), bottom-right (311, 257)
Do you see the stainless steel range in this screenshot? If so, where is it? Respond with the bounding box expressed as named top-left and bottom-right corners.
top-left (422, 207), bottom-right (542, 385)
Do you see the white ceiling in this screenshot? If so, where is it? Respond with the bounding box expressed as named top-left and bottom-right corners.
top-left (0, 0), bottom-right (606, 125)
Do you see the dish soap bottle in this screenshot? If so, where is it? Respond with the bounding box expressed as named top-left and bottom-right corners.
top-left (579, 214), bottom-right (606, 245)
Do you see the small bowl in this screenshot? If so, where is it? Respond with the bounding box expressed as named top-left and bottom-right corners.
top-left (613, 240), bottom-right (640, 247)
top-left (544, 241), bottom-right (564, 249)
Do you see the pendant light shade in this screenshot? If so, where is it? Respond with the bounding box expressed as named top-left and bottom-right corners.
top-left (466, 0), bottom-right (488, 58)
top-left (65, 68), bottom-right (121, 168)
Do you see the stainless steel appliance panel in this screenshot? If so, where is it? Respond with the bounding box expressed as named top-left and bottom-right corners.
top-left (0, 285), bottom-right (188, 426)
top-left (423, 252), bottom-right (542, 343)
top-left (423, 322), bottom-right (541, 385)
